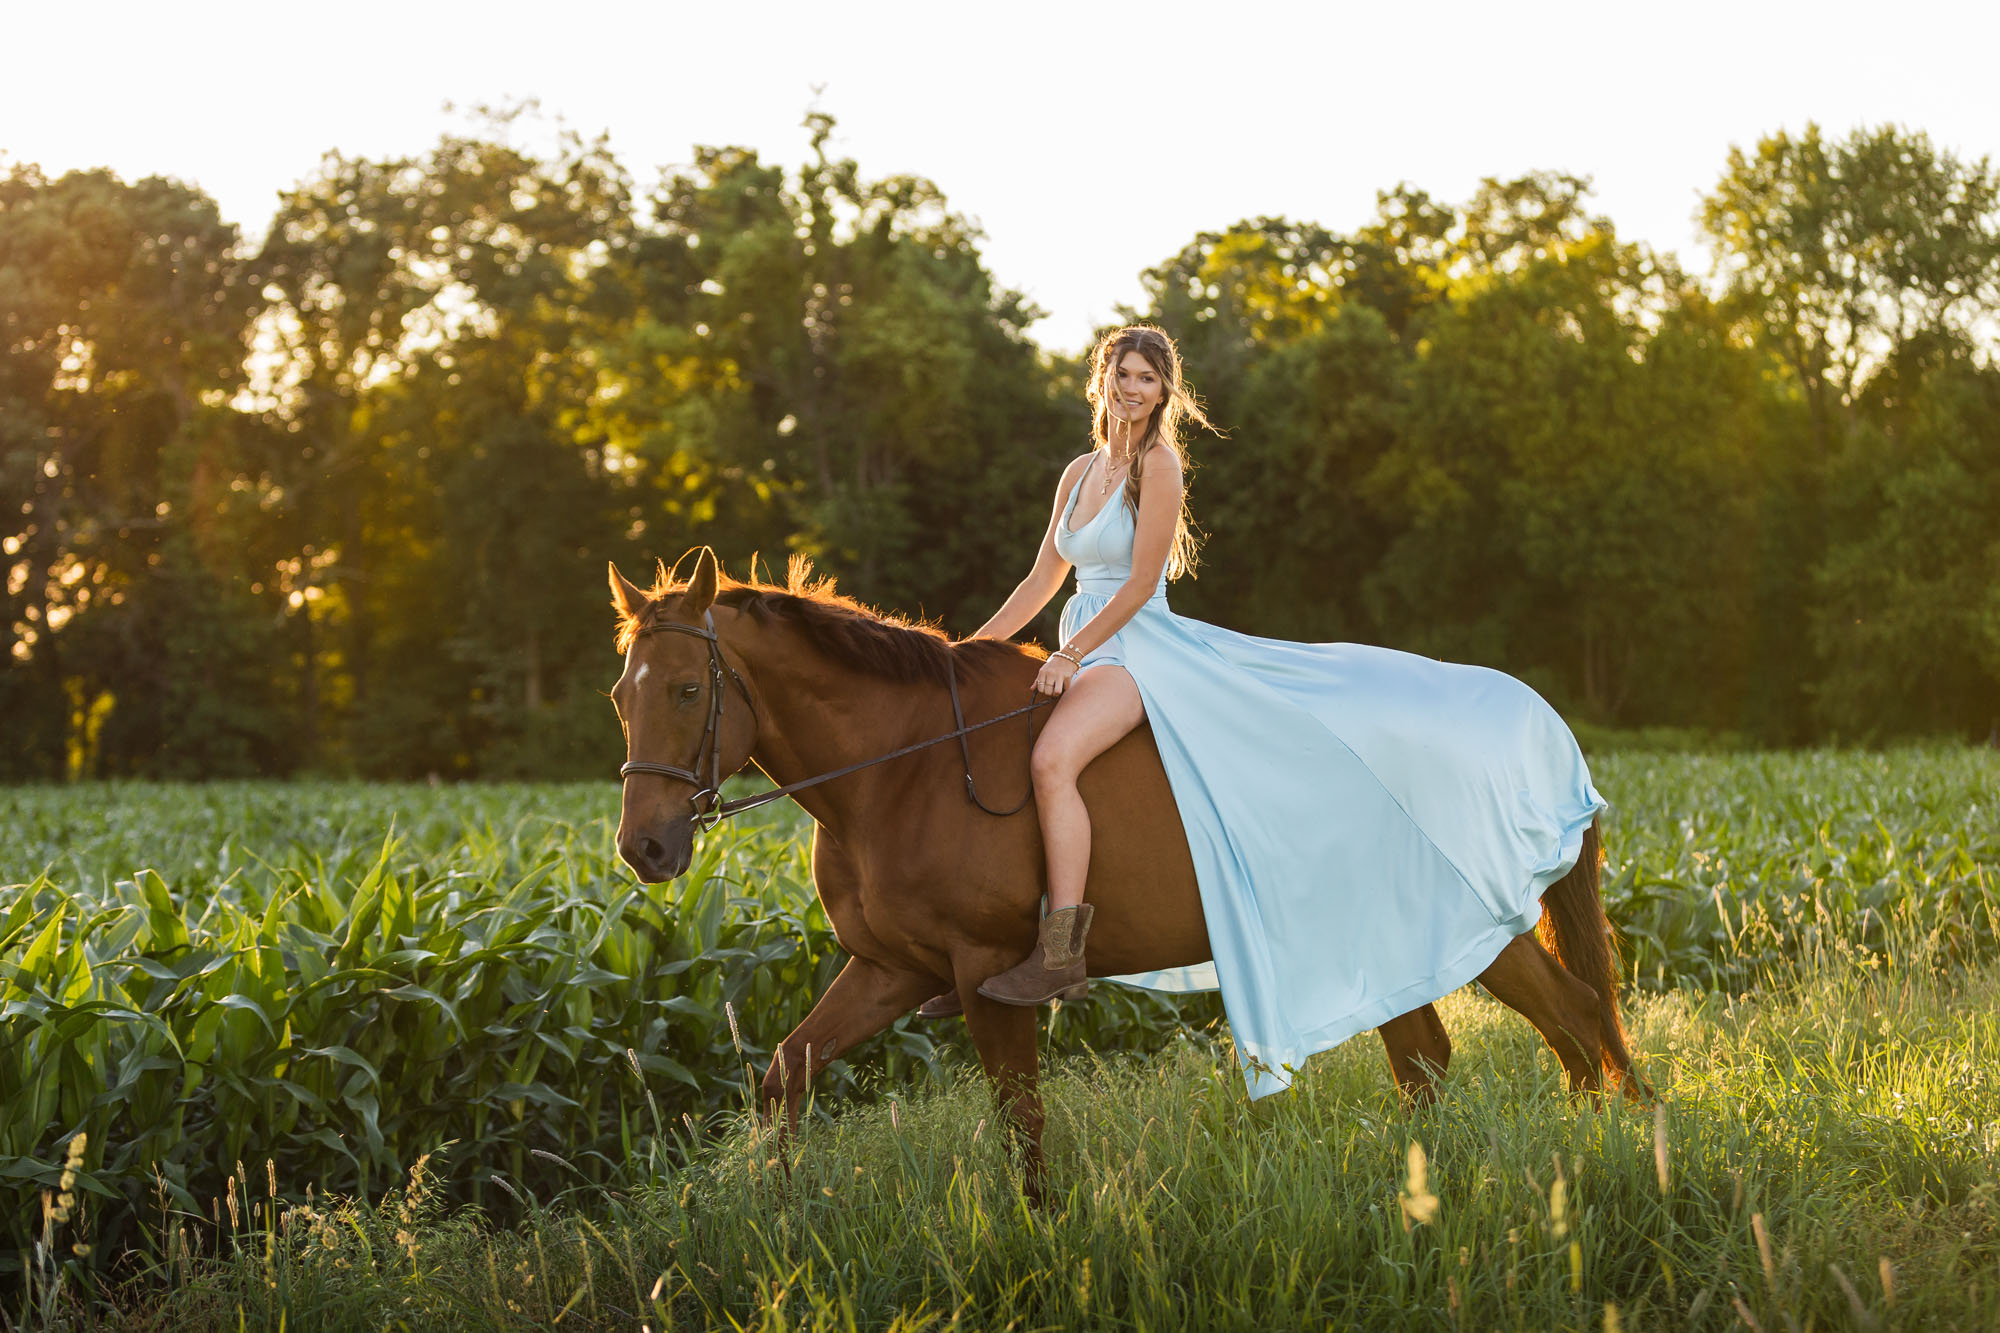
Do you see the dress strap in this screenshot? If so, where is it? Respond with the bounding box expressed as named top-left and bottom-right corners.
top-left (1061, 453), bottom-right (1100, 533)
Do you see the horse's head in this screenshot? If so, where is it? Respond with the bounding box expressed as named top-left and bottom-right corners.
top-left (608, 547), bottom-right (756, 883)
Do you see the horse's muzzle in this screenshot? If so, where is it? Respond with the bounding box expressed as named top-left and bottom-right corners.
top-left (617, 819), bottom-right (695, 883)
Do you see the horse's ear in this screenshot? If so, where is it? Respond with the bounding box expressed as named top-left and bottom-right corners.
top-left (678, 546), bottom-right (720, 616)
top-left (608, 562), bottom-right (648, 621)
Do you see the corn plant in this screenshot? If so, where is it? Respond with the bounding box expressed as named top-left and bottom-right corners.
top-left (3, 746), bottom-right (1996, 1277)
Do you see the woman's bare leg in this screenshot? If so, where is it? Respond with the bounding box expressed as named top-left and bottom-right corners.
top-left (1031, 664), bottom-right (1146, 911)
top-left (973, 664), bottom-right (1149, 1007)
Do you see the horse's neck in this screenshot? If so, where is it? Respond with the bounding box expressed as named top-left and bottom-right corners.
top-left (734, 621), bottom-right (944, 833)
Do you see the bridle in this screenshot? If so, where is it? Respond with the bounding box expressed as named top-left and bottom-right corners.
top-left (618, 609), bottom-right (1054, 829)
top-left (617, 611), bottom-right (755, 828)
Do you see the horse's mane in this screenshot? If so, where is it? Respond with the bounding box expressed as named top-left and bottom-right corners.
top-left (616, 554), bottom-right (1041, 685)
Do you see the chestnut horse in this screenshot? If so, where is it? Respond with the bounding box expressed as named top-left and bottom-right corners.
top-left (609, 549), bottom-right (1642, 1196)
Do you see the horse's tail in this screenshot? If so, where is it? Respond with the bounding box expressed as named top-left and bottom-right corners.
top-left (1536, 817), bottom-right (1648, 1097)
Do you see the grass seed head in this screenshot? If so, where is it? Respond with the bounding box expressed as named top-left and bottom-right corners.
top-left (1653, 1102), bottom-right (1670, 1194)
top-left (1827, 1263), bottom-right (1875, 1329)
top-left (1400, 1140), bottom-right (1439, 1229)
top-left (59, 1132), bottom-right (87, 1196)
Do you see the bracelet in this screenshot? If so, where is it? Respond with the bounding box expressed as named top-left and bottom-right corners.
top-left (1051, 648), bottom-right (1083, 668)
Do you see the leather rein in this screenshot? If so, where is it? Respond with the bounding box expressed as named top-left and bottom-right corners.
top-left (618, 610), bottom-right (1054, 829)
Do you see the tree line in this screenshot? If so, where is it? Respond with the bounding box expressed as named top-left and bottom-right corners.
top-left (4, 111), bottom-right (1998, 780)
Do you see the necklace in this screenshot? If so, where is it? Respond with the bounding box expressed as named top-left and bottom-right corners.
top-left (1101, 453), bottom-right (1132, 495)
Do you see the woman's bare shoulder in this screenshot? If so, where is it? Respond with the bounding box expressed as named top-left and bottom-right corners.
top-left (1054, 449), bottom-right (1095, 495)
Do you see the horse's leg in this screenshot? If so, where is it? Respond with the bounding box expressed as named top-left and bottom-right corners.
top-left (759, 957), bottom-right (939, 1134)
top-left (1476, 931), bottom-right (1606, 1097)
top-left (1377, 1003), bottom-right (1451, 1106)
top-left (958, 981), bottom-right (1047, 1205)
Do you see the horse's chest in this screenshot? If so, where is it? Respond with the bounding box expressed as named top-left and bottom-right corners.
top-left (815, 872), bottom-right (913, 951)
top-left (807, 824), bottom-right (972, 981)
top-left (812, 872), bottom-right (868, 939)
top-left (810, 830), bottom-right (907, 954)
top-left (813, 866), bottom-right (944, 969)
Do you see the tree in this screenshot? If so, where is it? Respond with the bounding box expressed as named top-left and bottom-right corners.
top-left (1701, 123), bottom-right (2000, 457)
top-left (1176, 302), bottom-right (1402, 642)
top-left (255, 108), bottom-right (638, 775)
top-left (1128, 217), bottom-right (1347, 442)
top-left (1364, 193), bottom-right (1766, 727)
top-left (611, 110), bottom-right (1065, 626)
top-left (0, 164), bottom-right (267, 776)
top-left (1700, 124), bottom-right (2000, 739)
top-left (1810, 359), bottom-right (2000, 739)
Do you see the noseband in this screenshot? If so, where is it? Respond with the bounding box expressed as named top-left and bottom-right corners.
top-left (618, 610), bottom-right (1054, 828)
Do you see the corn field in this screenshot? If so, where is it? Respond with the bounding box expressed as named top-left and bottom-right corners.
top-left (3, 747), bottom-right (1996, 1277)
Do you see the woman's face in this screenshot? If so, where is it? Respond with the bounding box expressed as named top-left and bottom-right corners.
top-left (1105, 349), bottom-right (1164, 430)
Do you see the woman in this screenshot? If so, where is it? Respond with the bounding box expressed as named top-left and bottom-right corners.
top-left (958, 325), bottom-right (1605, 1097)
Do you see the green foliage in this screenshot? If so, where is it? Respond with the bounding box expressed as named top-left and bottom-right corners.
top-left (0, 163), bottom-right (267, 779)
top-left (7, 117), bottom-right (2000, 775)
top-left (134, 950), bottom-right (2000, 1330)
top-left (1811, 361), bottom-right (2000, 738)
top-left (64, 537), bottom-right (292, 777)
top-left (1176, 302), bottom-right (1401, 642)
top-left (615, 111), bottom-right (1066, 627)
top-left (1596, 748), bottom-right (2000, 992)
top-left (1701, 123), bottom-right (2000, 448)
top-left (1137, 134), bottom-right (2000, 742)
top-left (1360, 224), bottom-right (1769, 725)
top-left (4, 750), bottom-right (1996, 1289)
top-left (0, 779), bottom-right (1219, 1273)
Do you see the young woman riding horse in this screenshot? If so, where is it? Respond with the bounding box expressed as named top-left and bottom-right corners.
top-left (608, 325), bottom-right (1642, 1197)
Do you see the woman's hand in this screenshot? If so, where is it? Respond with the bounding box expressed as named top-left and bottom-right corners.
top-left (1033, 653), bottom-right (1080, 697)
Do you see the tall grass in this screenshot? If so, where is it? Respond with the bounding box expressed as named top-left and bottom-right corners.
top-left (145, 946), bottom-right (2000, 1330)
top-left (4, 746), bottom-right (1997, 1323)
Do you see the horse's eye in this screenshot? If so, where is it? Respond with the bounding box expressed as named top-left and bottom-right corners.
top-left (677, 683), bottom-right (700, 703)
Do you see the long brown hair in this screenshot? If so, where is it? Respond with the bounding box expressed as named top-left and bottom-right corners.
top-left (1084, 324), bottom-right (1216, 580)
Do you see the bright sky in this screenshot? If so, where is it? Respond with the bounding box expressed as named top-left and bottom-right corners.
top-left (8, 0), bottom-right (1996, 353)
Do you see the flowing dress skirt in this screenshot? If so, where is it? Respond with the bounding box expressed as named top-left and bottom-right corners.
top-left (1059, 580), bottom-right (1607, 1098)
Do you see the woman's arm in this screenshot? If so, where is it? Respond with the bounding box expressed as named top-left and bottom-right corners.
top-left (972, 453), bottom-right (1091, 640)
top-left (1052, 445), bottom-right (1182, 659)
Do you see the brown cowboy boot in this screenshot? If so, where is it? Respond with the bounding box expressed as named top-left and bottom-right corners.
top-left (916, 991), bottom-right (962, 1019)
top-left (977, 905), bottom-right (1094, 1006)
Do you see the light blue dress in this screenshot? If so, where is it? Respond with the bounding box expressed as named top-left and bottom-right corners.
top-left (1052, 452), bottom-right (1608, 1098)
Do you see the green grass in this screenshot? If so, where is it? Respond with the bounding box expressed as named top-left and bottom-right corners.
top-left (134, 950), bottom-right (2000, 1330)
top-left (6, 746), bottom-right (1999, 1327)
